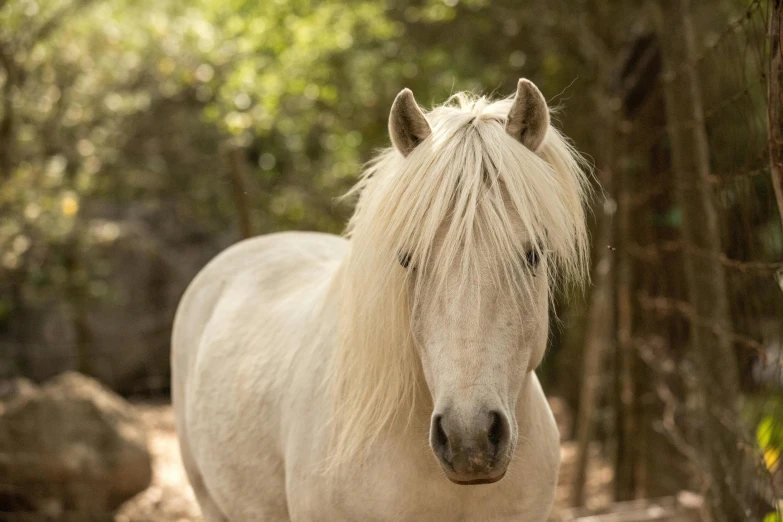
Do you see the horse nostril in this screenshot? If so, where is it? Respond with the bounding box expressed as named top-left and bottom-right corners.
top-left (431, 414), bottom-right (451, 464)
top-left (487, 410), bottom-right (507, 458)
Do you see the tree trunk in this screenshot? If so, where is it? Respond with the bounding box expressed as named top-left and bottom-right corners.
top-left (651, 0), bottom-right (745, 518)
top-left (225, 146), bottom-right (254, 240)
top-left (63, 231), bottom-right (94, 377)
top-left (613, 123), bottom-right (638, 501)
top-left (571, 199), bottom-right (615, 507)
top-left (769, 0), bottom-right (783, 230)
top-left (571, 95), bottom-right (618, 508)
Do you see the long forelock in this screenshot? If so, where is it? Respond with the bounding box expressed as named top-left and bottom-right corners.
top-left (326, 92), bottom-right (591, 470)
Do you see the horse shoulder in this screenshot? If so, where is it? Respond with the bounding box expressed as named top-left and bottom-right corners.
top-left (172, 231), bottom-right (347, 519)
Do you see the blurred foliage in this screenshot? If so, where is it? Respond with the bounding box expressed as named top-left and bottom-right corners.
top-left (1, 0), bottom-right (778, 355)
top-left (765, 502), bottom-right (783, 522)
top-left (0, 0), bottom-right (602, 318)
top-left (757, 399), bottom-right (783, 474)
top-left (0, 0), bottom-right (779, 331)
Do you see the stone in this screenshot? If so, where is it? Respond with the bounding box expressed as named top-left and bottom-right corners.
top-left (0, 372), bottom-right (152, 519)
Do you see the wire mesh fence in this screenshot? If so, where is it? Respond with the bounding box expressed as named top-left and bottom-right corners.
top-left (571, 0), bottom-right (783, 520)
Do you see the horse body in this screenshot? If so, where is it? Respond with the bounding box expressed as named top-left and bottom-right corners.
top-left (173, 232), bottom-right (559, 521)
top-left (173, 80), bottom-right (590, 521)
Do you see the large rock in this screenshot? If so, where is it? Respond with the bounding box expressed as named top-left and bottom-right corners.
top-left (0, 372), bottom-right (152, 519)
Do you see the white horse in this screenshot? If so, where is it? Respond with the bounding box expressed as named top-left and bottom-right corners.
top-left (172, 78), bottom-right (590, 521)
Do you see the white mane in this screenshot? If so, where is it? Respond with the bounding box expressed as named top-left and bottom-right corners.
top-left (327, 92), bottom-right (592, 467)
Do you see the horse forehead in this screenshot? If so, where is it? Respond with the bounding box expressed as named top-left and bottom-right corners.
top-left (423, 261), bottom-right (521, 306)
top-left (430, 196), bottom-right (531, 248)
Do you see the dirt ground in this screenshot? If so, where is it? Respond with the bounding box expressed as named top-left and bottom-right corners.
top-left (116, 400), bottom-right (612, 522)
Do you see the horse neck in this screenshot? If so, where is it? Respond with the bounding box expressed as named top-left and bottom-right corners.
top-left (331, 242), bottom-right (433, 434)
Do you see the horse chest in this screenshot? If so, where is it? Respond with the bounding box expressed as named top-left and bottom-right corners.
top-left (285, 433), bottom-right (559, 522)
top-left (289, 472), bottom-right (554, 522)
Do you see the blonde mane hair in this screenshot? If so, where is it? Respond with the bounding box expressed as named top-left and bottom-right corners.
top-left (327, 92), bottom-right (591, 467)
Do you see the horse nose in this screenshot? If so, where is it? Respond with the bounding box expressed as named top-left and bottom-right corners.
top-left (430, 407), bottom-right (511, 480)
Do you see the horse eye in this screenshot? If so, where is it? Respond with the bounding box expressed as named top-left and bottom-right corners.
top-left (525, 248), bottom-right (541, 268)
top-left (399, 252), bottom-right (413, 269)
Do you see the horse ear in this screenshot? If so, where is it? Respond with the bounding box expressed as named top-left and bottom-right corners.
top-left (505, 79), bottom-right (549, 152)
top-left (389, 88), bottom-right (431, 157)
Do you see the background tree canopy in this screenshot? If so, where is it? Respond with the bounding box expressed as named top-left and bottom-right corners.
top-left (1, 0), bottom-right (613, 388)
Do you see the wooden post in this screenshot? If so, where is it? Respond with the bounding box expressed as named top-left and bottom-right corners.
top-left (769, 0), bottom-right (783, 230)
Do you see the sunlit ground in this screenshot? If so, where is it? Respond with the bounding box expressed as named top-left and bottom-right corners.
top-left (115, 399), bottom-right (612, 522)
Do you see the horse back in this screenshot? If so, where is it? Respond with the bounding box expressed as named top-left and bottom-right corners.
top-left (172, 230), bottom-right (346, 396)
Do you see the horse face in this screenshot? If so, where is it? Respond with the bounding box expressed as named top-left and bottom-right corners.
top-left (389, 81), bottom-right (555, 484)
top-left (406, 224), bottom-right (549, 484)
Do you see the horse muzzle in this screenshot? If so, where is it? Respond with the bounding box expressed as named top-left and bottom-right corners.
top-left (430, 406), bottom-right (514, 484)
